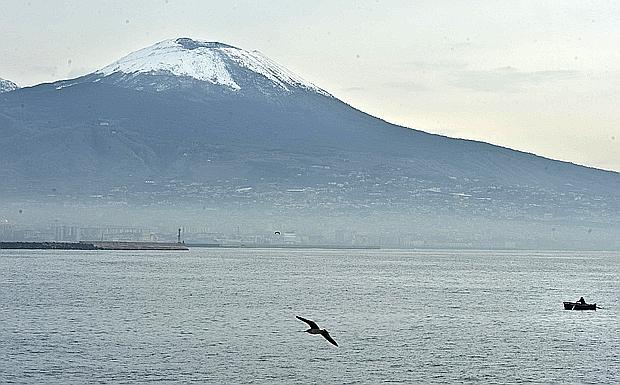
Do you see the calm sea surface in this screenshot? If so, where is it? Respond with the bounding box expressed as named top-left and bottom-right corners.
top-left (1, 249), bottom-right (618, 384)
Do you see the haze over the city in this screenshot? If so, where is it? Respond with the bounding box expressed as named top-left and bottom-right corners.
top-left (1, 0), bottom-right (618, 171)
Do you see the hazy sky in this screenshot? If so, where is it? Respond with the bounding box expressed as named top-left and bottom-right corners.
top-left (1, 0), bottom-right (618, 171)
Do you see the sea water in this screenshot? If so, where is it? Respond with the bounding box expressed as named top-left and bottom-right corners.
top-left (1, 249), bottom-right (618, 384)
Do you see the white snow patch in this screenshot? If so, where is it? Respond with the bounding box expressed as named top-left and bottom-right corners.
top-left (55, 82), bottom-right (78, 90)
top-left (99, 39), bottom-right (239, 90)
top-left (97, 38), bottom-right (330, 95)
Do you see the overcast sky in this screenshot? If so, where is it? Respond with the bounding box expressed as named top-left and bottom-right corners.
top-left (1, 0), bottom-right (618, 171)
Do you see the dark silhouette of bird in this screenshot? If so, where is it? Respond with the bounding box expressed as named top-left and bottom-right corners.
top-left (296, 315), bottom-right (338, 346)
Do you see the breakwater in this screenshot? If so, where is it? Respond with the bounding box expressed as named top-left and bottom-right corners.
top-left (0, 241), bottom-right (188, 251)
top-left (0, 242), bottom-right (97, 250)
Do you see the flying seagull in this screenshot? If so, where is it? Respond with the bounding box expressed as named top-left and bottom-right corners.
top-left (296, 315), bottom-right (338, 347)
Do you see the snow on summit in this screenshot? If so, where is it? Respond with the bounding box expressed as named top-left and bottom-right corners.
top-left (98, 38), bottom-right (329, 95)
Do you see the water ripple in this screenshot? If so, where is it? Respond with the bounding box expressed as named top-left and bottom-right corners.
top-left (0, 249), bottom-right (618, 384)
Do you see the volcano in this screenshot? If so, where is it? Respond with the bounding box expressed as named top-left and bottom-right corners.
top-left (0, 38), bottom-right (618, 248)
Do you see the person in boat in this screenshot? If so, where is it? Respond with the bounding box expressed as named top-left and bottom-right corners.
top-left (577, 297), bottom-right (586, 305)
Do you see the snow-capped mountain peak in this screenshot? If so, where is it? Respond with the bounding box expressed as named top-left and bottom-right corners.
top-left (97, 38), bottom-right (330, 96)
top-left (0, 78), bottom-right (18, 93)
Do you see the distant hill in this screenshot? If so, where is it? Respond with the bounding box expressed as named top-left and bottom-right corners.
top-left (0, 78), bottom-right (18, 93)
top-left (0, 38), bottom-right (618, 249)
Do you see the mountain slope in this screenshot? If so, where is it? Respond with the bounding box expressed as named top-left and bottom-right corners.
top-left (2, 77), bottom-right (616, 192)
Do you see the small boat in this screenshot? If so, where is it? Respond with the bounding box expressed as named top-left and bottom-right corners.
top-left (563, 301), bottom-right (597, 310)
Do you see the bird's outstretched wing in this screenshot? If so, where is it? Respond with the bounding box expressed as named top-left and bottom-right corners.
top-left (321, 330), bottom-right (338, 347)
top-left (296, 315), bottom-right (319, 329)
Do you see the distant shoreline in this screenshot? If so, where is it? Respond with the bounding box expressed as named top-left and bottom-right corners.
top-left (187, 243), bottom-right (381, 250)
top-left (2, 242), bottom-right (617, 252)
top-left (0, 241), bottom-right (378, 251)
